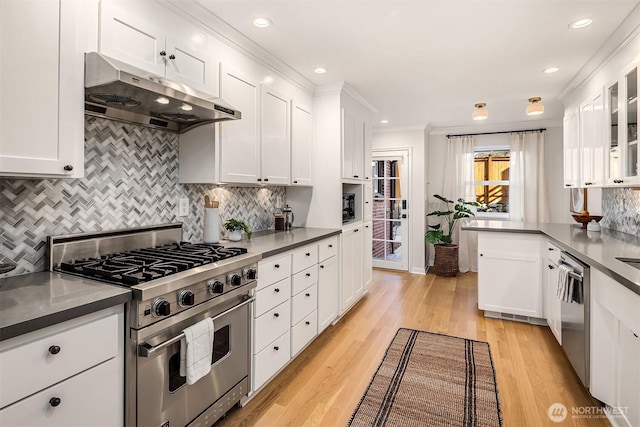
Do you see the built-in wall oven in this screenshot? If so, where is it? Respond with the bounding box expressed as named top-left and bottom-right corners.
top-left (48, 224), bottom-right (260, 426)
top-left (559, 251), bottom-right (590, 389)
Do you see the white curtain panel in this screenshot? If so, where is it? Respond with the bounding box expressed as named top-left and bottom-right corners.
top-left (509, 131), bottom-right (550, 223)
top-left (442, 135), bottom-right (477, 272)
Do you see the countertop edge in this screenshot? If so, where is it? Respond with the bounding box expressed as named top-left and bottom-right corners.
top-left (0, 291), bottom-right (130, 342)
top-left (259, 229), bottom-right (342, 258)
top-left (462, 222), bottom-right (640, 296)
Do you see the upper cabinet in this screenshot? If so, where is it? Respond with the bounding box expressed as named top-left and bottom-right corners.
top-left (580, 87), bottom-right (606, 188)
top-left (290, 103), bottom-right (313, 186)
top-left (563, 107), bottom-right (580, 188)
top-left (260, 86), bottom-right (291, 185)
top-left (607, 65), bottom-right (639, 186)
top-left (341, 99), bottom-right (371, 182)
top-left (0, 0), bottom-right (97, 178)
top-left (99, 0), bottom-right (217, 96)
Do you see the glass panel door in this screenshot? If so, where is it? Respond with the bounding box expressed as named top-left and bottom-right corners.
top-left (624, 67), bottom-right (638, 179)
top-left (608, 82), bottom-right (620, 181)
top-left (371, 150), bottom-right (409, 271)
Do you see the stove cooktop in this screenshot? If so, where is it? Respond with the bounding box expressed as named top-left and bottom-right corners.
top-left (56, 242), bottom-right (248, 286)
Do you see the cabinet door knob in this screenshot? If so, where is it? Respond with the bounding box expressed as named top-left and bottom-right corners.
top-left (264, 178), bottom-right (269, 182)
top-left (584, 182), bottom-right (593, 186)
top-left (305, 252), bottom-right (310, 256)
top-left (273, 312), bottom-right (279, 318)
top-left (159, 50), bottom-right (167, 57)
top-left (305, 293), bottom-right (310, 297)
top-left (306, 273), bottom-right (311, 277)
top-left (353, 175), bottom-right (359, 178)
top-left (328, 244), bottom-right (333, 248)
top-left (480, 253), bottom-right (483, 257)
top-left (63, 165), bottom-right (73, 172)
top-left (320, 265), bottom-right (324, 269)
top-left (548, 248), bottom-right (554, 251)
top-left (257, 178), bottom-right (262, 182)
top-left (274, 288), bottom-right (280, 293)
top-left (49, 397), bottom-right (61, 407)
top-left (354, 229), bottom-right (359, 232)
top-left (548, 265), bottom-right (555, 270)
top-left (169, 54), bottom-right (175, 60)
top-left (565, 184), bottom-right (573, 187)
top-left (274, 264), bottom-right (280, 269)
top-left (48, 345), bottom-right (61, 355)
top-left (274, 346), bottom-right (279, 351)
top-left (293, 180), bottom-right (298, 184)
top-left (305, 321), bottom-right (310, 325)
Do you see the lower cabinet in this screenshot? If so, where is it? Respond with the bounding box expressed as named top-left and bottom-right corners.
top-left (341, 224), bottom-right (364, 313)
top-left (545, 241), bottom-right (562, 344)
top-left (477, 232), bottom-right (543, 318)
top-left (252, 236), bottom-right (340, 393)
top-left (0, 305), bottom-right (124, 426)
top-left (590, 268), bottom-right (640, 427)
top-left (363, 221), bottom-right (373, 289)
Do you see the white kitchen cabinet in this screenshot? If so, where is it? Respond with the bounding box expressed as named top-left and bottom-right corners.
top-left (260, 86), bottom-right (291, 185)
top-left (364, 183), bottom-right (373, 221)
top-left (563, 107), bottom-right (581, 189)
top-left (219, 65), bottom-right (261, 184)
top-left (99, 0), bottom-right (217, 96)
top-left (0, 0), bottom-right (96, 178)
top-left (253, 330), bottom-right (290, 391)
top-left (477, 232), bottom-right (543, 318)
top-left (590, 268), bottom-right (640, 427)
top-left (318, 244), bottom-right (340, 333)
top-left (342, 109), bottom-right (365, 180)
top-left (363, 222), bottom-right (373, 290)
top-left (0, 305), bottom-right (124, 426)
top-left (579, 87), bottom-right (606, 187)
top-left (545, 241), bottom-right (562, 344)
top-left (291, 102), bottom-right (313, 186)
top-left (341, 224), bottom-right (364, 313)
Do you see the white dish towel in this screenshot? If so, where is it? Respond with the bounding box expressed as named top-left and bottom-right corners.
top-left (557, 264), bottom-right (574, 303)
top-left (180, 317), bottom-right (214, 385)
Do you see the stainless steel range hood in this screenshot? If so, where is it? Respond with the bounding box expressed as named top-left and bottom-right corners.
top-left (84, 52), bottom-right (241, 133)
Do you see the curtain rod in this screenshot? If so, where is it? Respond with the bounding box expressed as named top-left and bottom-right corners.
top-left (446, 128), bottom-right (546, 138)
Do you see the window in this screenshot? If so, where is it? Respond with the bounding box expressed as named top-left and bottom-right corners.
top-left (474, 148), bottom-right (509, 216)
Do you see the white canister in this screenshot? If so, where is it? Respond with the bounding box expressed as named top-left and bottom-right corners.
top-left (203, 208), bottom-right (221, 243)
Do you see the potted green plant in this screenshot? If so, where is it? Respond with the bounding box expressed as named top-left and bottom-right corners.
top-left (222, 218), bottom-right (252, 241)
top-left (426, 194), bottom-right (478, 277)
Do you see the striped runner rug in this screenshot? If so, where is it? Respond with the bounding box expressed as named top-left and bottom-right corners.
top-left (347, 328), bottom-right (502, 427)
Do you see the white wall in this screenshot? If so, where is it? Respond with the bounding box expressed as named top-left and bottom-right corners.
top-left (372, 128), bottom-right (426, 274)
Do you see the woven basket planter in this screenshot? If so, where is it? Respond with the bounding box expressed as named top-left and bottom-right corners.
top-left (433, 244), bottom-right (459, 277)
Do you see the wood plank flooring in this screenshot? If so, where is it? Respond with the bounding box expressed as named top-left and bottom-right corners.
top-left (217, 269), bottom-right (609, 427)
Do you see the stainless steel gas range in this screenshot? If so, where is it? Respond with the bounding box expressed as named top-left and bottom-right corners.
top-left (47, 223), bottom-right (261, 427)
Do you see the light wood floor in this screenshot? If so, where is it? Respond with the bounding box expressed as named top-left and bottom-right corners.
top-left (217, 269), bottom-right (609, 427)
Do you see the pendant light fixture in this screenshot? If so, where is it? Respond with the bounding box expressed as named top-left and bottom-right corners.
top-left (472, 103), bottom-right (488, 120)
top-left (526, 97), bottom-right (544, 116)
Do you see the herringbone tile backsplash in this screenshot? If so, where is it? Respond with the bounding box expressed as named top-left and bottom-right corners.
top-left (601, 188), bottom-right (640, 237)
top-left (0, 117), bottom-right (285, 276)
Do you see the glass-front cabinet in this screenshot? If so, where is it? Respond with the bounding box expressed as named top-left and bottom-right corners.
top-left (609, 65), bottom-right (639, 185)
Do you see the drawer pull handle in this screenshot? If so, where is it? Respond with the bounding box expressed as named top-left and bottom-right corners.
top-left (305, 253), bottom-right (310, 256)
top-left (548, 248), bottom-right (554, 251)
top-left (273, 313), bottom-right (279, 318)
top-left (305, 293), bottom-right (310, 297)
top-left (274, 288), bottom-right (280, 293)
top-left (274, 264), bottom-right (280, 269)
top-left (306, 273), bottom-right (311, 277)
top-left (274, 346), bottom-right (279, 351)
top-left (305, 321), bottom-right (310, 325)
top-left (48, 345), bottom-right (61, 355)
top-left (49, 397), bottom-right (61, 407)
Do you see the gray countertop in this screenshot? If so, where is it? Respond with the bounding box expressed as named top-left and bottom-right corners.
top-left (462, 220), bottom-right (640, 295)
top-left (0, 272), bottom-right (131, 341)
top-left (0, 227), bottom-right (341, 342)
top-left (220, 227), bottom-right (342, 258)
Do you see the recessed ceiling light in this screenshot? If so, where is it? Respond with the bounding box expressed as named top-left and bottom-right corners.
top-left (543, 67), bottom-right (559, 74)
top-left (314, 67), bottom-right (327, 74)
top-left (569, 18), bottom-right (592, 29)
top-left (380, 120), bottom-right (389, 124)
top-left (253, 17), bottom-right (271, 28)
top-left (156, 97), bottom-right (170, 105)
top-left (181, 104), bottom-right (193, 111)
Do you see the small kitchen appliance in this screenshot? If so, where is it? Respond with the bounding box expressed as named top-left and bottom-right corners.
top-left (48, 223), bottom-right (260, 427)
top-left (343, 193), bottom-right (356, 222)
top-left (283, 205), bottom-right (294, 230)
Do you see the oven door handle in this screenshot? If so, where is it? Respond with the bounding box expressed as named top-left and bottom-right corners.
top-left (138, 297), bottom-right (255, 358)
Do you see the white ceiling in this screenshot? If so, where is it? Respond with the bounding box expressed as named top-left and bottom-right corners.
top-left (189, 1), bottom-right (639, 130)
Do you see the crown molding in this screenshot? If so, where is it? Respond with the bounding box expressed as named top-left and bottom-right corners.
top-left (558, 3), bottom-right (640, 101)
top-left (372, 125), bottom-right (428, 135)
top-left (155, 0), bottom-right (316, 94)
top-left (341, 83), bottom-right (379, 114)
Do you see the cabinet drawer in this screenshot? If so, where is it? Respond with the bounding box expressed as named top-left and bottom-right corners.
top-left (291, 310), bottom-right (318, 357)
top-left (292, 265), bottom-right (318, 296)
top-left (253, 330), bottom-right (291, 391)
top-left (0, 312), bottom-right (119, 408)
top-left (547, 241), bottom-right (562, 265)
top-left (254, 301), bottom-right (290, 354)
top-left (258, 254), bottom-right (291, 289)
top-left (291, 284), bottom-right (317, 326)
top-left (0, 358), bottom-right (122, 427)
top-left (318, 237), bottom-right (338, 262)
top-left (292, 244), bottom-right (318, 274)
top-left (254, 277), bottom-right (291, 318)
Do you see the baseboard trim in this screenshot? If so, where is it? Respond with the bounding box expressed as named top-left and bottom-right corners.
top-left (484, 310), bottom-right (547, 325)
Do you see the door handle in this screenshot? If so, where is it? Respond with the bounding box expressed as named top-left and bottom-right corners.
top-left (402, 214), bottom-right (407, 219)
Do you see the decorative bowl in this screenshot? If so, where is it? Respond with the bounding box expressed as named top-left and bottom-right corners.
top-left (572, 214), bottom-right (603, 229)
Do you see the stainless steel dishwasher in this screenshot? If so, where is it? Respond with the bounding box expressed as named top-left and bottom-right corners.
top-left (559, 251), bottom-right (590, 388)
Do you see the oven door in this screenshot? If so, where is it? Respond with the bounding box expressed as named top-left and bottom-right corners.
top-left (133, 295), bottom-right (251, 427)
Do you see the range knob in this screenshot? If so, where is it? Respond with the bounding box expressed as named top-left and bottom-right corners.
top-left (178, 290), bottom-right (195, 307)
top-left (207, 279), bottom-right (224, 295)
top-left (152, 299), bottom-right (171, 317)
top-left (243, 267), bottom-right (257, 280)
top-left (227, 273), bottom-right (242, 287)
